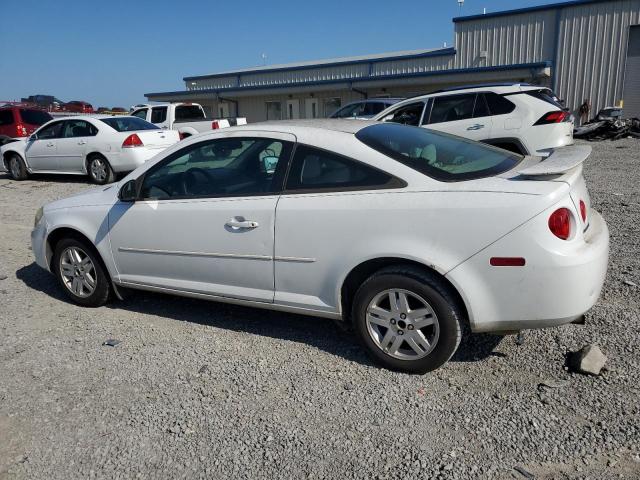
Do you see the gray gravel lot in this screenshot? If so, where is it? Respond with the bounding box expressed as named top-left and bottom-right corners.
top-left (0, 139), bottom-right (639, 479)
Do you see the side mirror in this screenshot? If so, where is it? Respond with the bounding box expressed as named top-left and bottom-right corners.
top-left (262, 156), bottom-right (279, 174)
top-left (118, 179), bottom-right (138, 202)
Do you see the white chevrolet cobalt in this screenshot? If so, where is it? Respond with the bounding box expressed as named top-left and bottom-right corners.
top-left (30, 120), bottom-right (609, 373)
top-left (2, 116), bottom-right (180, 184)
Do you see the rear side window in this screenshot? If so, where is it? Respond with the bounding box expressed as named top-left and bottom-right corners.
top-left (428, 94), bottom-right (475, 124)
top-left (151, 106), bottom-right (168, 123)
top-left (484, 92), bottom-right (516, 115)
top-left (19, 109), bottom-right (52, 125)
top-left (285, 145), bottom-right (400, 192)
top-left (356, 123), bottom-right (522, 182)
top-left (380, 102), bottom-right (425, 127)
top-left (0, 110), bottom-right (14, 126)
top-left (175, 105), bottom-right (205, 121)
top-left (62, 120), bottom-right (98, 138)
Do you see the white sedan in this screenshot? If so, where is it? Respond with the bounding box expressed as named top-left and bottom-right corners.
top-left (30, 120), bottom-right (609, 373)
top-left (1, 116), bottom-right (180, 184)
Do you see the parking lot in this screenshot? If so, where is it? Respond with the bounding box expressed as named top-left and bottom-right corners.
top-left (0, 139), bottom-right (638, 479)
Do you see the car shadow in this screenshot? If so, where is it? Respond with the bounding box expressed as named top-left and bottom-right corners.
top-left (15, 262), bottom-right (503, 368)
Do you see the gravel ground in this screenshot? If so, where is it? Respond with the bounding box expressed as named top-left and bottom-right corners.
top-left (0, 139), bottom-right (638, 480)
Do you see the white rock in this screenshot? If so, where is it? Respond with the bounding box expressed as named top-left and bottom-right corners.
top-left (571, 344), bottom-right (607, 375)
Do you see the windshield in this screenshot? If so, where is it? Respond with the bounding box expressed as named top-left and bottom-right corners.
top-left (175, 105), bottom-right (205, 121)
top-left (100, 117), bottom-right (160, 132)
top-left (355, 123), bottom-right (523, 182)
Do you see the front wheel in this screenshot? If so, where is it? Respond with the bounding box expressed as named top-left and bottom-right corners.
top-left (53, 238), bottom-right (111, 307)
top-left (87, 155), bottom-right (115, 185)
top-left (352, 266), bottom-right (463, 374)
top-left (7, 154), bottom-right (29, 180)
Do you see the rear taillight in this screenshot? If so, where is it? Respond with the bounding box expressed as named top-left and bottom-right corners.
top-left (16, 123), bottom-right (27, 136)
top-left (211, 121), bottom-right (220, 130)
top-left (549, 208), bottom-right (572, 240)
top-left (579, 200), bottom-right (587, 222)
top-left (178, 132), bottom-right (186, 140)
top-left (122, 133), bottom-right (143, 148)
top-left (534, 110), bottom-right (570, 125)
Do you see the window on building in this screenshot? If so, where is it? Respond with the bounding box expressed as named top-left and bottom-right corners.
top-left (266, 101), bottom-right (282, 120)
top-left (323, 98), bottom-right (342, 117)
top-left (285, 145), bottom-right (398, 192)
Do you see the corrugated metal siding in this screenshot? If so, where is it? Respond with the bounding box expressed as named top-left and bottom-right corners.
top-left (622, 25), bottom-right (640, 116)
top-left (555, 0), bottom-right (640, 115)
top-left (187, 76), bottom-right (237, 91)
top-left (454, 9), bottom-right (557, 68)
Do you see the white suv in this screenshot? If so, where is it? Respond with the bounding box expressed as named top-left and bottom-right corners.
top-left (373, 84), bottom-right (573, 156)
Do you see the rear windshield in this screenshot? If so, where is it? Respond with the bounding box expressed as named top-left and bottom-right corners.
top-left (175, 105), bottom-right (205, 121)
top-left (100, 117), bottom-right (159, 132)
top-left (525, 89), bottom-right (564, 109)
top-left (19, 109), bottom-right (52, 125)
top-left (355, 123), bottom-right (523, 182)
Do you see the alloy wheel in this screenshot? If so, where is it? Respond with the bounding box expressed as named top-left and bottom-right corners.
top-left (366, 288), bottom-right (440, 360)
top-left (10, 158), bottom-right (20, 178)
top-left (90, 158), bottom-right (107, 182)
top-left (59, 246), bottom-right (97, 298)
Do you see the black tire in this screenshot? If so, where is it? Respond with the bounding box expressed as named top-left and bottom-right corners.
top-left (87, 154), bottom-right (115, 185)
top-left (53, 237), bottom-right (111, 307)
top-left (7, 153), bottom-right (29, 180)
top-left (352, 266), bottom-right (463, 374)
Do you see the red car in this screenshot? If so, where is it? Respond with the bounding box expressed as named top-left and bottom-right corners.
top-left (64, 101), bottom-right (94, 113)
top-left (0, 105), bottom-right (53, 144)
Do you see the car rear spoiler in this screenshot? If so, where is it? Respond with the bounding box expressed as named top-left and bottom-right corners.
top-left (517, 145), bottom-right (591, 176)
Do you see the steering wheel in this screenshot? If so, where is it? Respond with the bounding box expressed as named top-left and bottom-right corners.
top-left (181, 168), bottom-right (216, 196)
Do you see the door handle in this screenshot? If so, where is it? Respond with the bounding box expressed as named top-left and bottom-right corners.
top-left (226, 219), bottom-right (259, 229)
top-left (77, 140), bottom-right (86, 145)
top-left (46, 142), bottom-right (55, 147)
top-left (467, 124), bottom-right (485, 131)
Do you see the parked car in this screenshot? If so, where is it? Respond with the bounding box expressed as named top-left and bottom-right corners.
top-left (64, 101), bottom-right (94, 114)
top-left (0, 105), bottom-right (53, 145)
top-left (131, 102), bottom-right (247, 139)
top-left (373, 84), bottom-right (573, 156)
top-left (96, 107), bottom-right (110, 114)
top-left (29, 120), bottom-right (608, 373)
top-left (329, 98), bottom-right (404, 119)
top-left (1, 116), bottom-right (179, 184)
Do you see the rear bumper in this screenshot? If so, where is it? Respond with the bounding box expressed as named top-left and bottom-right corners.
top-left (446, 207), bottom-right (609, 333)
top-left (107, 147), bottom-right (166, 173)
top-left (529, 122), bottom-right (574, 156)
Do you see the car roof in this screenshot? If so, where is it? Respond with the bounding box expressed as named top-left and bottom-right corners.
top-left (402, 83), bottom-right (545, 101)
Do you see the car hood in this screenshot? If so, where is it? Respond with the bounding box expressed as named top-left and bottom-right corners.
top-left (44, 184), bottom-right (119, 212)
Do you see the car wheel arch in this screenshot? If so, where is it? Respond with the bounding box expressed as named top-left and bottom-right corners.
top-left (338, 257), bottom-right (469, 327)
top-left (46, 227), bottom-right (111, 280)
top-left (3, 150), bottom-right (27, 170)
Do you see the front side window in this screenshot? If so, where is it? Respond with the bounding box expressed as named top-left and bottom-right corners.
top-left (428, 94), bottom-right (476, 124)
top-left (355, 123), bottom-right (522, 182)
top-left (265, 102), bottom-right (282, 120)
top-left (380, 102), bottom-right (425, 127)
top-left (140, 137), bottom-right (292, 199)
top-left (36, 122), bottom-right (64, 139)
top-left (131, 109), bottom-right (148, 120)
top-left (151, 106), bottom-right (168, 123)
top-left (62, 120), bottom-right (97, 138)
top-left (285, 145), bottom-right (399, 192)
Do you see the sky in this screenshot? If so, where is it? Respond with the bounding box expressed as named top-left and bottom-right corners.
top-left (0, 0), bottom-right (561, 108)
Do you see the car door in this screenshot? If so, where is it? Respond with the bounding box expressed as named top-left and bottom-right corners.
top-left (23, 121), bottom-right (64, 171)
top-left (423, 93), bottom-right (492, 142)
top-left (150, 106), bottom-right (169, 129)
top-left (107, 132), bottom-right (295, 302)
top-left (56, 120), bottom-right (97, 172)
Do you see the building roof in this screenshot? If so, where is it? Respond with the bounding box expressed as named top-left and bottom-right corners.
top-left (453, 0), bottom-right (619, 22)
top-left (183, 47), bottom-right (455, 81)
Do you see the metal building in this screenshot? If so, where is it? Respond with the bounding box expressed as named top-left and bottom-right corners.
top-left (146, 0), bottom-right (640, 121)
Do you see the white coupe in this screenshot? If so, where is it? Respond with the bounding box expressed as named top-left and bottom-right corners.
top-left (30, 120), bottom-right (609, 373)
top-left (1, 116), bottom-right (180, 184)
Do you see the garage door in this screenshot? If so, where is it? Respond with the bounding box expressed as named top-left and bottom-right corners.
top-left (623, 25), bottom-right (640, 118)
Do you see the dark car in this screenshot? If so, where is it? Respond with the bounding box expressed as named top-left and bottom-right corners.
top-left (65, 101), bottom-right (94, 113)
top-left (329, 98), bottom-right (404, 119)
top-left (0, 105), bottom-right (53, 144)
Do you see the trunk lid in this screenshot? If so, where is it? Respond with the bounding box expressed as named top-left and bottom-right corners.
top-left (133, 129), bottom-right (180, 149)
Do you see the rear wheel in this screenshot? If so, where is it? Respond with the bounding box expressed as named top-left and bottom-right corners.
top-left (53, 238), bottom-right (110, 307)
top-left (7, 153), bottom-right (29, 180)
top-left (352, 266), bottom-right (463, 374)
top-left (87, 154), bottom-right (115, 185)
